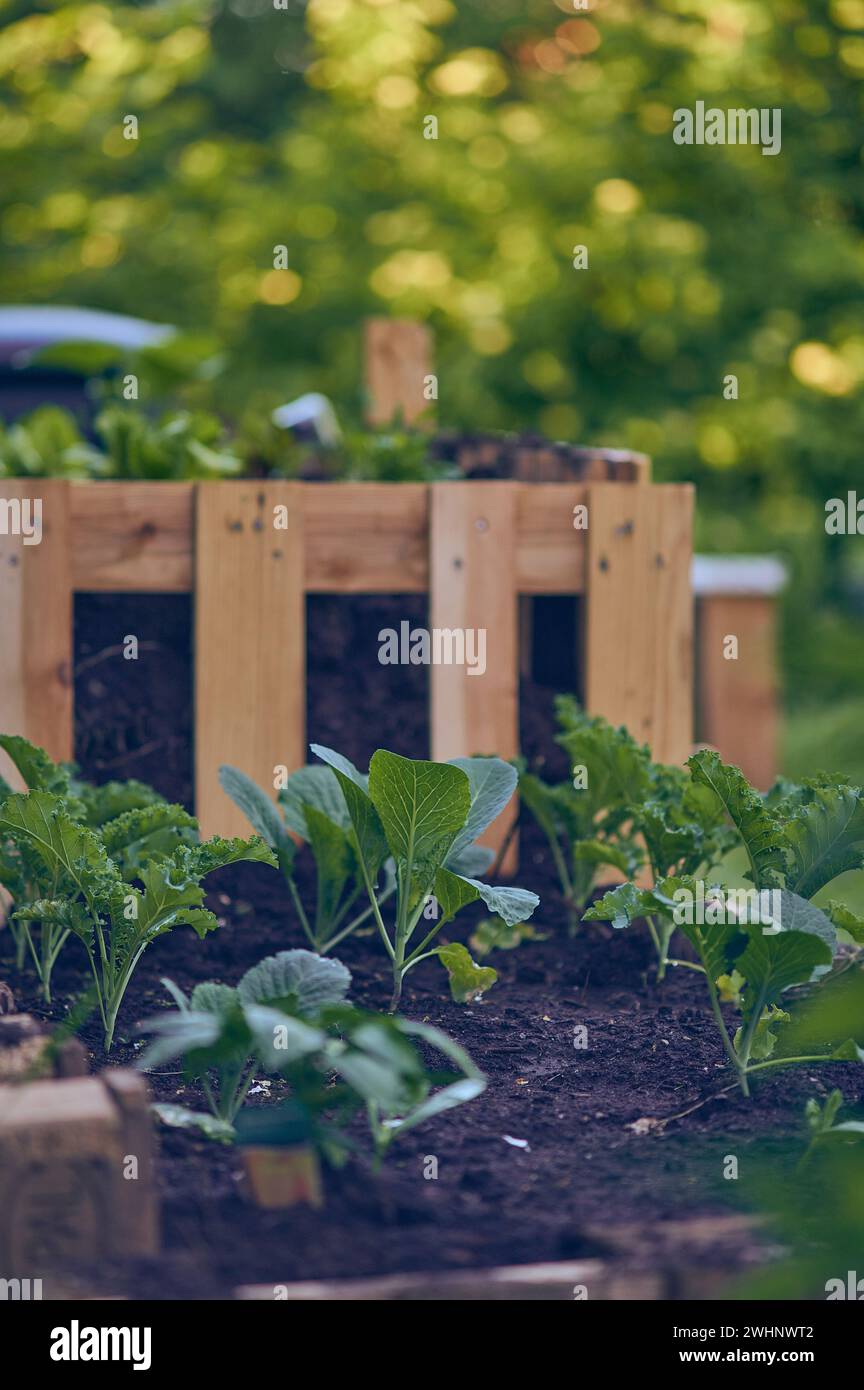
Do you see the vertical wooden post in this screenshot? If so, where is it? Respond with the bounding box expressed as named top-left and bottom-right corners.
top-left (429, 482), bottom-right (519, 871)
top-left (697, 594), bottom-right (779, 789)
top-left (585, 483), bottom-right (694, 765)
top-left (195, 482), bottom-right (305, 839)
top-left (0, 480), bottom-right (72, 786)
top-left (364, 318), bottom-right (433, 427)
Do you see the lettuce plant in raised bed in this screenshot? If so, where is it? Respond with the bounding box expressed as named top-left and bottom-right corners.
top-left (222, 747), bottom-right (539, 1008)
top-left (0, 734), bottom-right (275, 1046)
top-left (0, 734), bottom-right (201, 999)
top-left (584, 749), bottom-right (864, 1095)
top-left (137, 947), bottom-right (486, 1164)
top-left (312, 746), bottom-right (538, 1008)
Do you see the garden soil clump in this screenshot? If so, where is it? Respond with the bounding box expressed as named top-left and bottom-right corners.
top-left (1, 593), bottom-right (855, 1298)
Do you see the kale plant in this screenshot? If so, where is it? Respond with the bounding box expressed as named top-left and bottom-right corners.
top-left (0, 734), bottom-right (274, 1046)
top-left (584, 750), bottom-right (864, 1094)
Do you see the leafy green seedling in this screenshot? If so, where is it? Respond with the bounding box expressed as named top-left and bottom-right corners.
top-left (0, 734), bottom-right (198, 1000)
top-left (0, 741), bottom-right (275, 1048)
top-left (311, 745), bottom-right (539, 1008)
top-left (140, 949), bottom-right (352, 1135)
top-left (800, 1089), bottom-right (864, 1167)
top-left (219, 762), bottom-right (394, 953)
top-left (138, 948), bottom-right (485, 1164)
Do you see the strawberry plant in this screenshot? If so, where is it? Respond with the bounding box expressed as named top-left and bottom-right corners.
top-left (138, 948), bottom-right (485, 1163)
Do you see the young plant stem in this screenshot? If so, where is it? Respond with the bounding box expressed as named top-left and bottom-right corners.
top-left (654, 918), bottom-right (675, 982)
top-left (704, 967), bottom-right (749, 1096)
top-left (286, 876), bottom-right (315, 948)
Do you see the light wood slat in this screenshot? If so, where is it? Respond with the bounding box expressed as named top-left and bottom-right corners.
top-left (364, 318), bottom-right (433, 427)
top-left (67, 481), bottom-right (593, 595)
top-left (429, 482), bottom-right (519, 870)
top-left (585, 483), bottom-right (694, 764)
top-left (0, 480), bottom-right (72, 784)
top-left (697, 595), bottom-right (778, 789)
top-left (515, 484), bottom-right (588, 593)
top-left (195, 483), bottom-right (305, 839)
top-left (302, 483), bottom-right (429, 592)
top-left (70, 481), bottom-right (193, 591)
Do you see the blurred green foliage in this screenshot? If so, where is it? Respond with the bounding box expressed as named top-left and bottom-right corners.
top-left (0, 0), bottom-right (862, 738)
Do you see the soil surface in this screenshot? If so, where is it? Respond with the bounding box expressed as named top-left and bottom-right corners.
top-left (1, 593), bottom-right (857, 1299)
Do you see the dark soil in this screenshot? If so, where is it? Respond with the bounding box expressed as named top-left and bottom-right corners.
top-left (1, 593), bottom-right (857, 1299)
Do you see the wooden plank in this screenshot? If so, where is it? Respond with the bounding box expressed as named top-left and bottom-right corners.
top-left (68, 481), bottom-right (591, 596)
top-left (71, 482), bottom-right (193, 591)
top-left (364, 318), bottom-right (433, 427)
top-left (0, 1071), bottom-right (157, 1274)
top-left (303, 483), bottom-right (428, 592)
top-left (0, 479), bottom-right (72, 784)
top-left (429, 482), bottom-right (519, 869)
top-left (195, 483), bottom-right (305, 839)
top-left (585, 484), bottom-right (693, 764)
top-left (516, 484), bottom-right (588, 593)
top-left (697, 595), bottom-right (778, 789)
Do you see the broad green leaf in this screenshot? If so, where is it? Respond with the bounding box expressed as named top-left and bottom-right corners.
top-left (278, 763), bottom-right (355, 837)
top-left (748, 889), bottom-right (837, 956)
top-left (242, 1004), bottom-right (325, 1069)
top-left (434, 867), bottom-right (539, 929)
top-left (782, 786), bottom-right (864, 898)
top-left (458, 876), bottom-right (539, 927)
top-left (368, 750), bottom-right (470, 868)
top-left (218, 765), bottom-right (294, 867)
top-left (446, 756), bottom-right (517, 860)
top-left (435, 941), bottom-right (497, 1002)
top-left (688, 749), bottom-right (787, 888)
top-left (386, 1018), bottom-right (485, 1133)
top-left (237, 949), bottom-right (351, 1013)
top-left (304, 802), bottom-right (354, 932)
top-left (330, 1020), bottom-right (425, 1111)
top-left (189, 981), bottom-right (238, 1014)
top-left (735, 927), bottom-right (833, 1020)
top-left (312, 745), bottom-right (389, 883)
top-left (137, 1010), bottom-right (225, 1069)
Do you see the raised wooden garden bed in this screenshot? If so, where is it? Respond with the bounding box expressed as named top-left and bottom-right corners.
top-left (0, 472), bottom-right (694, 861)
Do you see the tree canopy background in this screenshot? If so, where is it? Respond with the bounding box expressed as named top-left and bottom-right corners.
top-left (1, 0), bottom-right (862, 772)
